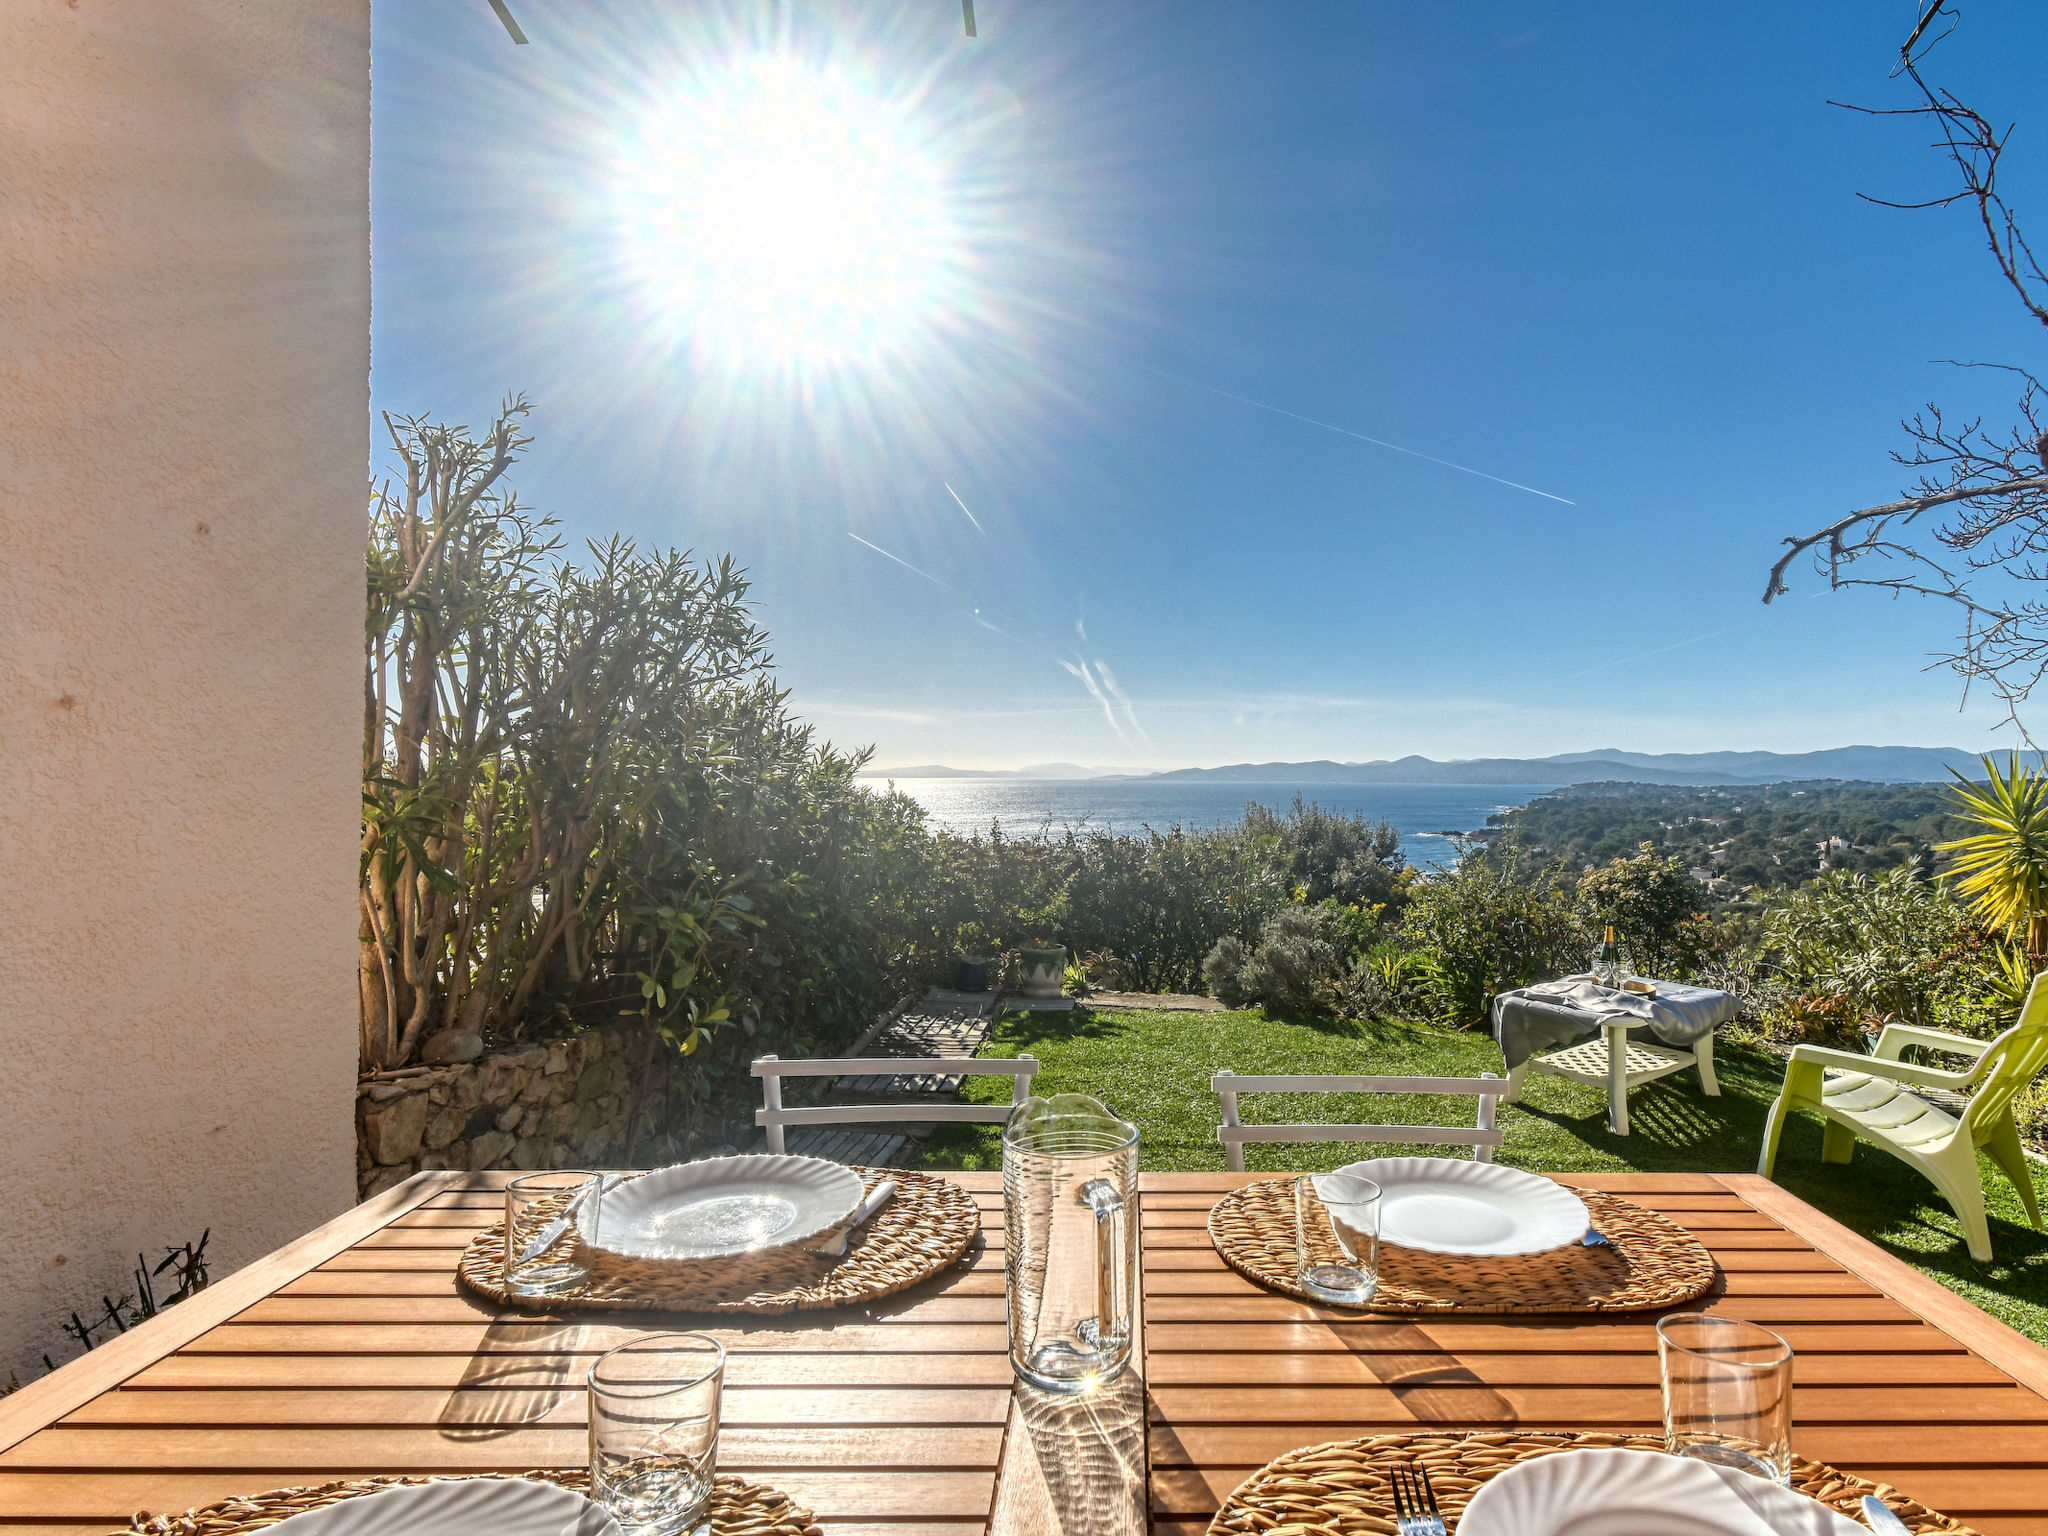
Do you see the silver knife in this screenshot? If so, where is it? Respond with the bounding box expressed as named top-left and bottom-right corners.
top-left (1862, 1495), bottom-right (1913, 1535)
top-left (812, 1179), bottom-right (898, 1257)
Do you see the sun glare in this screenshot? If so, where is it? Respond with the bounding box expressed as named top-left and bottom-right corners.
top-left (616, 57), bottom-right (967, 371)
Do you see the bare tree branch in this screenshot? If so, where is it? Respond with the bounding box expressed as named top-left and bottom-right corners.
top-left (1768, 7), bottom-right (2048, 743)
top-left (1765, 473), bottom-right (2048, 601)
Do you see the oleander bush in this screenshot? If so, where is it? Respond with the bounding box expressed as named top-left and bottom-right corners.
top-left (358, 403), bottom-right (949, 1143)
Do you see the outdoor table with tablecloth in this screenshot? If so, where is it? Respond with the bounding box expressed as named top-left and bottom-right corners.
top-left (2, 1170), bottom-right (2045, 1535)
top-left (1494, 977), bottom-right (1742, 1135)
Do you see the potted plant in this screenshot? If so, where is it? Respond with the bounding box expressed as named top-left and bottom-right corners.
top-left (1018, 941), bottom-right (1068, 999)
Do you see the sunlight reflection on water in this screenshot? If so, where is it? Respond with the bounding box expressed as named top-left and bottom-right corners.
top-left (871, 780), bottom-right (1556, 869)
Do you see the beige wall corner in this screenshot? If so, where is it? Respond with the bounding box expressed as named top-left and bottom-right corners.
top-left (0, 2), bottom-right (369, 1384)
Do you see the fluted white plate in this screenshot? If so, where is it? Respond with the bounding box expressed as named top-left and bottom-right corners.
top-left (580, 1154), bottom-right (864, 1260)
top-left (264, 1479), bottom-right (620, 1535)
top-left (1459, 1448), bottom-right (1864, 1536)
top-left (1331, 1156), bottom-right (1589, 1255)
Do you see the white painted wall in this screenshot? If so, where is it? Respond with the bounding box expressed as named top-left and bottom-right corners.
top-left (0, 1), bottom-right (369, 1385)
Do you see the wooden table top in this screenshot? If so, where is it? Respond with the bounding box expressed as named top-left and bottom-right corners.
top-left (0, 1171), bottom-right (2043, 1535)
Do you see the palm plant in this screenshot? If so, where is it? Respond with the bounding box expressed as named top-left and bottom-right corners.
top-left (1939, 753), bottom-right (2048, 963)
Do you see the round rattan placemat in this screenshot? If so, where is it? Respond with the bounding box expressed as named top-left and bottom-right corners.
top-left (124, 1470), bottom-right (818, 1535)
top-left (1208, 1180), bottom-right (1717, 1313)
top-left (1204, 1430), bottom-right (1975, 1535)
top-left (458, 1166), bottom-right (982, 1316)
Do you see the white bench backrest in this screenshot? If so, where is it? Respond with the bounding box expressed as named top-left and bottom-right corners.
top-left (753, 1054), bottom-right (1039, 1153)
top-left (1211, 1069), bottom-right (1506, 1172)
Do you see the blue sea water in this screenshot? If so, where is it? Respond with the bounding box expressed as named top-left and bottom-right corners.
top-left (871, 779), bottom-right (1558, 869)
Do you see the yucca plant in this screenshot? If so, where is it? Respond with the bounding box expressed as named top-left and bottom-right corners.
top-left (1938, 753), bottom-right (2048, 963)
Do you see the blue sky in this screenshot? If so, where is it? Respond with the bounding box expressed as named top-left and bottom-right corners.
top-left (371, 1), bottom-right (2048, 771)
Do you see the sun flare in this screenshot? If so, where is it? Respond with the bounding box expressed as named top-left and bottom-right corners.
top-left (616, 57), bottom-right (966, 370)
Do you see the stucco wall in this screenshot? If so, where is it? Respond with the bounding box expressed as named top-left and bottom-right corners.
top-left (0, 2), bottom-right (369, 1384)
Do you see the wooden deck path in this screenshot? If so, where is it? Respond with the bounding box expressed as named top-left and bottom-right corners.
top-left (784, 996), bottom-right (996, 1166)
top-left (1, 1172), bottom-right (2044, 1533)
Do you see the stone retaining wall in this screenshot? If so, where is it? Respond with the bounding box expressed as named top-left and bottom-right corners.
top-left (356, 1024), bottom-right (656, 1198)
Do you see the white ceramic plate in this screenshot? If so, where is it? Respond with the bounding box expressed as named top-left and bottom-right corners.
top-left (263, 1478), bottom-right (620, 1535)
top-left (1459, 1448), bottom-right (1865, 1536)
top-left (1331, 1156), bottom-right (1588, 1256)
top-left (580, 1154), bottom-right (864, 1260)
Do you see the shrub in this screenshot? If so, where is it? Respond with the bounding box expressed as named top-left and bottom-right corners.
top-left (1202, 934), bottom-right (1254, 1007)
top-left (1575, 842), bottom-right (1708, 973)
top-left (360, 404), bottom-right (952, 1149)
top-left (1400, 842), bottom-right (1585, 1024)
top-left (1202, 904), bottom-right (1349, 1013)
top-left (931, 800), bottom-right (1405, 994)
top-left (1759, 866), bottom-right (1988, 1034)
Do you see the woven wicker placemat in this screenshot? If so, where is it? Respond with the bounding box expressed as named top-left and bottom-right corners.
top-left (124, 1470), bottom-right (818, 1535)
top-left (1208, 1180), bottom-right (1717, 1313)
top-left (1205, 1430), bottom-right (1974, 1535)
top-left (458, 1166), bottom-right (982, 1316)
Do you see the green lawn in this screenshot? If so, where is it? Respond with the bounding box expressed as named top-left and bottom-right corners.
top-left (921, 1004), bottom-right (2048, 1344)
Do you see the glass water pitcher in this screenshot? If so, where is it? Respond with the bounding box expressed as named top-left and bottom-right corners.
top-left (1002, 1093), bottom-right (1139, 1393)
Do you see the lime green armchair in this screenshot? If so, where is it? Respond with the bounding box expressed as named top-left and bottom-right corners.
top-left (1757, 974), bottom-right (2048, 1261)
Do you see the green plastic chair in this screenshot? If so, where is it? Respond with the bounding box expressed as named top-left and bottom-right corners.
top-left (1756, 974), bottom-right (2048, 1261)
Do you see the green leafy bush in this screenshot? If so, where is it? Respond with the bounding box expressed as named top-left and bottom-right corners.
top-left (1399, 843), bottom-right (1586, 1024)
top-left (930, 800), bottom-right (1405, 994)
top-left (1575, 842), bottom-right (1708, 972)
top-left (1759, 867), bottom-right (1989, 1036)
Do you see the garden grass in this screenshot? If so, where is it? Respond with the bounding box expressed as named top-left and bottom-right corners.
top-left (921, 1004), bottom-right (2048, 1345)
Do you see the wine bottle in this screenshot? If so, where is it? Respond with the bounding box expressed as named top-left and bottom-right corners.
top-left (1595, 924), bottom-right (1620, 984)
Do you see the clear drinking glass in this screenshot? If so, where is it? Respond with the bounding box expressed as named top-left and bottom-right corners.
top-left (1658, 1312), bottom-right (1794, 1483)
top-left (504, 1170), bottom-right (602, 1298)
top-left (1294, 1173), bottom-right (1380, 1306)
top-left (1003, 1093), bottom-right (1140, 1393)
top-left (588, 1332), bottom-right (725, 1536)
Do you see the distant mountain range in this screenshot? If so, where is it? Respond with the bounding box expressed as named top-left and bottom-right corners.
top-left (863, 746), bottom-right (2001, 787)
top-left (862, 761), bottom-right (1119, 780)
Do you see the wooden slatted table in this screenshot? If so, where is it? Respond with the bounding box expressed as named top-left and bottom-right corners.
top-left (0, 1173), bottom-right (1015, 1536)
top-left (1145, 1172), bottom-right (2048, 1536)
top-left (1, 1171), bottom-right (2045, 1534)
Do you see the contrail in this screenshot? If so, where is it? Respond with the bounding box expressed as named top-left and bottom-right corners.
top-left (943, 483), bottom-right (984, 533)
top-left (1151, 368), bottom-right (1576, 505)
top-left (1093, 658), bottom-right (1152, 749)
top-left (1059, 657), bottom-right (1133, 748)
top-left (1552, 626), bottom-right (1739, 684)
top-left (847, 532), bottom-right (965, 596)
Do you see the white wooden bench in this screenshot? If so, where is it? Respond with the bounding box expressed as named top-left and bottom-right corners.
top-left (753, 1053), bottom-right (1040, 1156)
top-left (1211, 1069), bottom-right (1507, 1172)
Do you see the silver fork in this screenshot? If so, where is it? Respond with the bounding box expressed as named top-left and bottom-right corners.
top-left (1388, 1462), bottom-right (1447, 1536)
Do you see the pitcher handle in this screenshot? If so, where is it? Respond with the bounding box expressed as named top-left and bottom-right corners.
top-left (1082, 1177), bottom-right (1128, 1346)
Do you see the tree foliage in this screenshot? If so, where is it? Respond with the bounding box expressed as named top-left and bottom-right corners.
top-left (1760, 866), bottom-right (1984, 1031)
top-left (1575, 842), bottom-right (1709, 974)
top-left (360, 402), bottom-right (942, 1105)
top-left (1399, 842), bottom-right (1586, 1024)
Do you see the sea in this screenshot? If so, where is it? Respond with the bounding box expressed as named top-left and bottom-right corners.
top-left (870, 779), bottom-right (1560, 870)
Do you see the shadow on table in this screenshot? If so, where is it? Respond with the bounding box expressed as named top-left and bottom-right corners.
top-left (436, 1318), bottom-right (592, 1440)
top-left (991, 1375), bottom-right (1148, 1536)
